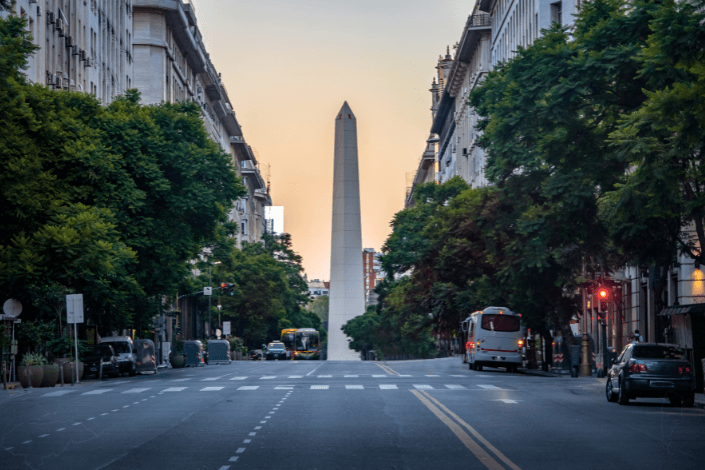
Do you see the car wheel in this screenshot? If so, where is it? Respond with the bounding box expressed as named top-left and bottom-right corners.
top-left (606, 379), bottom-right (618, 403)
top-left (476, 363), bottom-right (483, 371)
top-left (129, 365), bottom-right (136, 377)
top-left (668, 394), bottom-right (682, 406)
top-left (681, 392), bottom-right (695, 408)
top-left (617, 378), bottom-right (630, 405)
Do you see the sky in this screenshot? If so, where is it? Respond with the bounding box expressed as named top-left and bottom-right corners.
top-left (190, 0), bottom-right (472, 280)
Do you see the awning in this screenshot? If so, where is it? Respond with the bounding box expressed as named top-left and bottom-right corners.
top-left (659, 303), bottom-right (705, 316)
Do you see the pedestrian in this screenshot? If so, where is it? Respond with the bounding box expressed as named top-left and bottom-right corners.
top-left (628, 332), bottom-right (635, 343)
top-left (634, 330), bottom-right (643, 342)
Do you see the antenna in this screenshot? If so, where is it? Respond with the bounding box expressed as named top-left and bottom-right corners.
top-left (266, 163), bottom-right (271, 193)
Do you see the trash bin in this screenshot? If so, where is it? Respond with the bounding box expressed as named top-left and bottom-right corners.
top-left (207, 340), bottom-right (231, 365)
top-left (702, 358), bottom-right (705, 394)
top-left (570, 344), bottom-right (581, 378)
top-left (183, 340), bottom-right (205, 367)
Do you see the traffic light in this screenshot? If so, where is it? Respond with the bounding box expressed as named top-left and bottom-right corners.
top-left (219, 283), bottom-right (235, 295)
top-left (220, 282), bottom-right (227, 294)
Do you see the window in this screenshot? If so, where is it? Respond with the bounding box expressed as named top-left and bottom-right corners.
top-left (241, 221), bottom-right (247, 236)
top-left (551, 2), bottom-right (562, 25)
top-left (481, 314), bottom-right (520, 332)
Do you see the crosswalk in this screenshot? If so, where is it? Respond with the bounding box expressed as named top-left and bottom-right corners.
top-left (174, 374), bottom-right (498, 382)
top-left (39, 383), bottom-right (509, 397)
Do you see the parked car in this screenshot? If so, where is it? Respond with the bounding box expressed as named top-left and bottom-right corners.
top-left (266, 342), bottom-right (287, 360)
top-left (99, 336), bottom-right (137, 376)
top-left (606, 343), bottom-right (696, 407)
top-left (84, 344), bottom-right (119, 378)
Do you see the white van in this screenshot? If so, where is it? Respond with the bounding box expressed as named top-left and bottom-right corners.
top-left (99, 336), bottom-right (137, 376)
top-left (462, 307), bottom-right (524, 372)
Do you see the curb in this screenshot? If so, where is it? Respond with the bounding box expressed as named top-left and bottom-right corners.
top-left (517, 368), bottom-right (557, 377)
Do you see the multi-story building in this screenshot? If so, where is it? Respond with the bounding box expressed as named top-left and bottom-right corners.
top-left (265, 206), bottom-right (284, 236)
top-left (6, 0), bottom-right (134, 103)
top-left (307, 279), bottom-right (329, 299)
top-left (362, 248), bottom-right (385, 306)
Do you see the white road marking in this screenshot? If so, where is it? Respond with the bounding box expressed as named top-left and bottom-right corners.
top-left (450, 375), bottom-right (465, 377)
top-left (219, 466), bottom-right (231, 470)
top-left (311, 385), bottom-right (329, 390)
top-left (260, 376), bottom-right (276, 380)
top-left (162, 387), bottom-right (187, 392)
top-left (229, 377), bottom-right (248, 380)
top-left (496, 399), bottom-right (519, 404)
top-left (123, 405), bottom-right (129, 408)
top-left (111, 409), bottom-right (118, 412)
top-left (260, 421), bottom-right (266, 424)
top-left (73, 422), bottom-right (82, 425)
top-left (236, 448), bottom-right (246, 453)
top-left (87, 417), bottom-right (95, 420)
top-left (477, 385), bottom-right (501, 390)
top-left (305, 363), bottom-right (324, 376)
top-left (22, 440), bottom-right (31, 444)
top-left (379, 384), bottom-right (398, 390)
top-left (344, 375), bottom-right (359, 378)
top-left (413, 385), bottom-right (434, 390)
top-left (133, 402), bottom-right (140, 404)
top-left (238, 386), bottom-right (259, 391)
top-left (42, 391), bottom-right (75, 397)
top-left (372, 375), bottom-right (387, 377)
top-left (275, 386), bottom-right (294, 390)
top-left (288, 375), bottom-right (303, 378)
top-left (82, 389), bottom-right (113, 395)
top-left (255, 426), bottom-right (262, 430)
top-left (56, 428), bottom-right (66, 431)
top-left (229, 456), bottom-right (239, 461)
top-left (200, 387), bottom-right (224, 391)
top-left (249, 432), bottom-right (256, 436)
top-left (171, 378), bottom-right (191, 382)
top-left (202, 377), bottom-right (224, 381)
top-left (426, 375), bottom-right (440, 377)
top-left (5, 447), bottom-right (13, 450)
top-left (445, 385), bottom-right (466, 390)
top-left (38, 434), bottom-right (49, 438)
top-left (100, 413), bottom-right (108, 416)
top-left (123, 388), bottom-right (150, 393)
top-left (346, 385), bottom-right (364, 389)
top-left (243, 439), bottom-right (251, 443)
top-left (317, 375), bottom-right (332, 378)
top-left (398, 375), bottom-right (412, 377)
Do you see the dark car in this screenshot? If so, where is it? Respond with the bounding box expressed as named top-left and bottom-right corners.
top-left (266, 342), bottom-right (286, 361)
top-left (84, 344), bottom-right (119, 379)
top-left (606, 343), bottom-right (696, 407)
top-left (249, 349), bottom-right (263, 361)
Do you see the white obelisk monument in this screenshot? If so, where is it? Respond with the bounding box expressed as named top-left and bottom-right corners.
top-left (327, 102), bottom-right (365, 361)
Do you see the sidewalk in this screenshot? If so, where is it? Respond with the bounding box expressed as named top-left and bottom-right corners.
top-left (518, 368), bottom-right (705, 409)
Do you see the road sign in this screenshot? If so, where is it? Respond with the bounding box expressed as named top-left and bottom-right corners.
top-left (66, 294), bottom-right (84, 324)
top-left (223, 321), bottom-right (231, 336)
top-left (204, 286), bottom-right (213, 296)
top-left (2, 299), bottom-right (22, 317)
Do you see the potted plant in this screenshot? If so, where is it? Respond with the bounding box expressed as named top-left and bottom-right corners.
top-left (170, 339), bottom-right (185, 368)
top-left (18, 353), bottom-right (46, 388)
top-left (41, 361), bottom-right (60, 388)
top-left (228, 337), bottom-right (244, 360)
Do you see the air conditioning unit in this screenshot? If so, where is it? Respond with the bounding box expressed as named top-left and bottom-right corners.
top-left (46, 72), bottom-right (55, 86)
top-left (55, 18), bottom-right (64, 36)
top-left (79, 49), bottom-right (86, 61)
top-left (55, 76), bottom-right (62, 89)
top-left (47, 11), bottom-right (55, 24)
top-left (36, 6), bottom-right (42, 17)
top-left (29, 0), bottom-right (37, 3)
top-left (85, 58), bottom-right (94, 67)
top-left (65, 35), bottom-right (73, 48)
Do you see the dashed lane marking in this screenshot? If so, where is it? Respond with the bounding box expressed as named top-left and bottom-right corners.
top-left (237, 386), bottom-right (259, 391)
top-left (260, 376), bottom-right (276, 380)
top-left (229, 377), bottom-right (248, 380)
top-left (122, 388), bottom-right (150, 394)
top-left (288, 375), bottom-right (303, 378)
top-left (445, 385), bottom-right (466, 390)
top-left (202, 376), bottom-right (226, 381)
top-left (200, 387), bottom-right (224, 391)
top-left (162, 387), bottom-right (187, 392)
top-left (38, 434), bottom-right (49, 438)
top-left (413, 384), bottom-right (434, 390)
top-left (171, 378), bottom-right (191, 382)
top-left (344, 375), bottom-right (359, 378)
top-left (82, 389), bottom-right (112, 395)
top-left (275, 386), bottom-right (294, 390)
top-left (42, 391), bottom-right (75, 397)
top-left (477, 385), bottom-right (501, 390)
top-left (236, 448), bottom-right (246, 453)
top-left (346, 385), bottom-right (364, 389)
top-left (372, 375), bottom-right (387, 377)
top-left (495, 399), bottom-right (518, 404)
top-left (311, 385), bottom-right (329, 390)
top-left (380, 384), bottom-right (398, 390)
top-left (317, 375), bottom-right (332, 378)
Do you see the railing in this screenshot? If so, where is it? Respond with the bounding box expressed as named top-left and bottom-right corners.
top-left (467, 14), bottom-right (491, 28)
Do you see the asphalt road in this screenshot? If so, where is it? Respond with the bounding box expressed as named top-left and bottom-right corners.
top-left (2, 357), bottom-right (704, 470)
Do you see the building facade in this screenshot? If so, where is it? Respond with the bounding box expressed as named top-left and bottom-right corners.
top-left (265, 206), bottom-right (284, 236)
top-left (6, 0), bottom-right (134, 103)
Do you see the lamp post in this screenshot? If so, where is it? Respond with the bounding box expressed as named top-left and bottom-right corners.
top-left (208, 261), bottom-right (222, 338)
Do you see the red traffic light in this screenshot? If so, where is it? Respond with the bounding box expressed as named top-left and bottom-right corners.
top-left (221, 283), bottom-right (227, 288)
top-left (599, 289), bottom-right (608, 298)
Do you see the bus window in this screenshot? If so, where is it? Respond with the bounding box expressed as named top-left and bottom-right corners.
top-left (481, 314), bottom-right (520, 332)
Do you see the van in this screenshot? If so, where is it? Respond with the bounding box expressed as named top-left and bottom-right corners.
top-left (133, 339), bottom-right (158, 374)
top-left (99, 336), bottom-right (137, 376)
top-left (462, 306), bottom-right (524, 372)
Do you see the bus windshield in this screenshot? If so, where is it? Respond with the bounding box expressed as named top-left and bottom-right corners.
top-left (281, 331), bottom-right (295, 349)
top-left (481, 314), bottom-right (520, 332)
top-left (295, 332), bottom-right (320, 351)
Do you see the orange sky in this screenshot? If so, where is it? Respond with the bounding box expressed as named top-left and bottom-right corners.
top-left (191, 0), bottom-right (471, 280)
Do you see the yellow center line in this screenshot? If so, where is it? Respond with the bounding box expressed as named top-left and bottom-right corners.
top-left (420, 391), bottom-right (522, 470)
top-left (411, 390), bottom-right (505, 470)
top-left (375, 363), bottom-right (399, 375)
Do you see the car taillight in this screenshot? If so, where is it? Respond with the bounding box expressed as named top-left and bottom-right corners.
top-left (518, 339), bottom-right (524, 348)
top-left (629, 363), bottom-right (647, 373)
top-left (677, 365), bottom-right (692, 374)
top-left (466, 341), bottom-right (473, 350)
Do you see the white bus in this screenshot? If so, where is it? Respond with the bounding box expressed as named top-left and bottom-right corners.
top-left (461, 306), bottom-right (524, 373)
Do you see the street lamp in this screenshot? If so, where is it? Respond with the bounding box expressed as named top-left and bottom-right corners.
top-left (208, 261), bottom-right (222, 338)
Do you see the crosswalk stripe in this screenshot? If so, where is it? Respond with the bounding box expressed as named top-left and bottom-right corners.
top-left (450, 375), bottom-right (465, 377)
top-left (162, 387), bottom-right (187, 392)
top-left (445, 385), bottom-right (466, 390)
top-left (202, 376), bottom-right (225, 381)
top-left (123, 388), bottom-right (150, 394)
top-left (237, 386), bottom-right (259, 391)
top-left (345, 385), bottom-right (364, 389)
top-left (426, 375), bottom-right (440, 377)
top-left (200, 387), bottom-right (224, 391)
top-left (260, 376), bottom-right (276, 380)
top-left (42, 391), bottom-right (75, 397)
top-left (311, 385), bottom-right (329, 390)
top-left (317, 375), bottom-right (332, 378)
top-left (275, 386), bottom-right (294, 390)
top-left (379, 384), bottom-right (398, 390)
top-left (477, 385), bottom-right (500, 390)
top-left (372, 375), bottom-right (387, 378)
top-left (496, 399), bottom-right (518, 404)
top-left (82, 389), bottom-right (112, 395)
top-left (413, 385), bottom-right (434, 390)
top-left (171, 378), bottom-right (191, 382)
top-left (398, 375), bottom-right (412, 377)
top-left (344, 375), bottom-right (359, 378)
top-left (288, 375), bottom-right (303, 378)
top-left (230, 377), bottom-right (248, 380)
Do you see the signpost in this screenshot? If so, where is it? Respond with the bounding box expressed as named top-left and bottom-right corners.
top-left (223, 321), bottom-right (231, 336)
top-left (66, 294), bottom-right (84, 384)
top-left (2, 299), bottom-right (22, 385)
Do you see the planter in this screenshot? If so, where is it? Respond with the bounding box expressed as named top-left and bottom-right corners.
top-left (41, 364), bottom-right (60, 388)
top-left (170, 354), bottom-right (185, 368)
top-left (60, 362), bottom-right (84, 383)
top-left (18, 366), bottom-right (44, 388)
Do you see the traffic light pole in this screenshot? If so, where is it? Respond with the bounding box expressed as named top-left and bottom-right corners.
top-left (208, 266), bottom-right (212, 339)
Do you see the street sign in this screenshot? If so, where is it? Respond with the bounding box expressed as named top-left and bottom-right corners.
top-left (215, 328), bottom-right (222, 339)
top-left (2, 299), bottom-right (22, 317)
top-left (66, 294), bottom-right (84, 324)
top-left (223, 321), bottom-right (231, 336)
top-left (204, 287), bottom-right (213, 296)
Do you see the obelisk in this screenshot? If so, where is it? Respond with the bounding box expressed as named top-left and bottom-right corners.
top-left (327, 102), bottom-right (365, 361)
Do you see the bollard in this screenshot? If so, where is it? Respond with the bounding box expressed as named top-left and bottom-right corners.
top-left (99, 361), bottom-right (103, 381)
top-left (580, 334), bottom-right (592, 377)
top-left (59, 361), bottom-right (65, 387)
top-left (27, 364), bottom-right (33, 390)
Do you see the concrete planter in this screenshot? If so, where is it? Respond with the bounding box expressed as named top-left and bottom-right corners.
top-left (40, 364), bottom-right (60, 387)
top-left (170, 354), bottom-right (185, 368)
top-left (18, 366), bottom-right (44, 388)
top-left (60, 362), bottom-right (84, 383)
